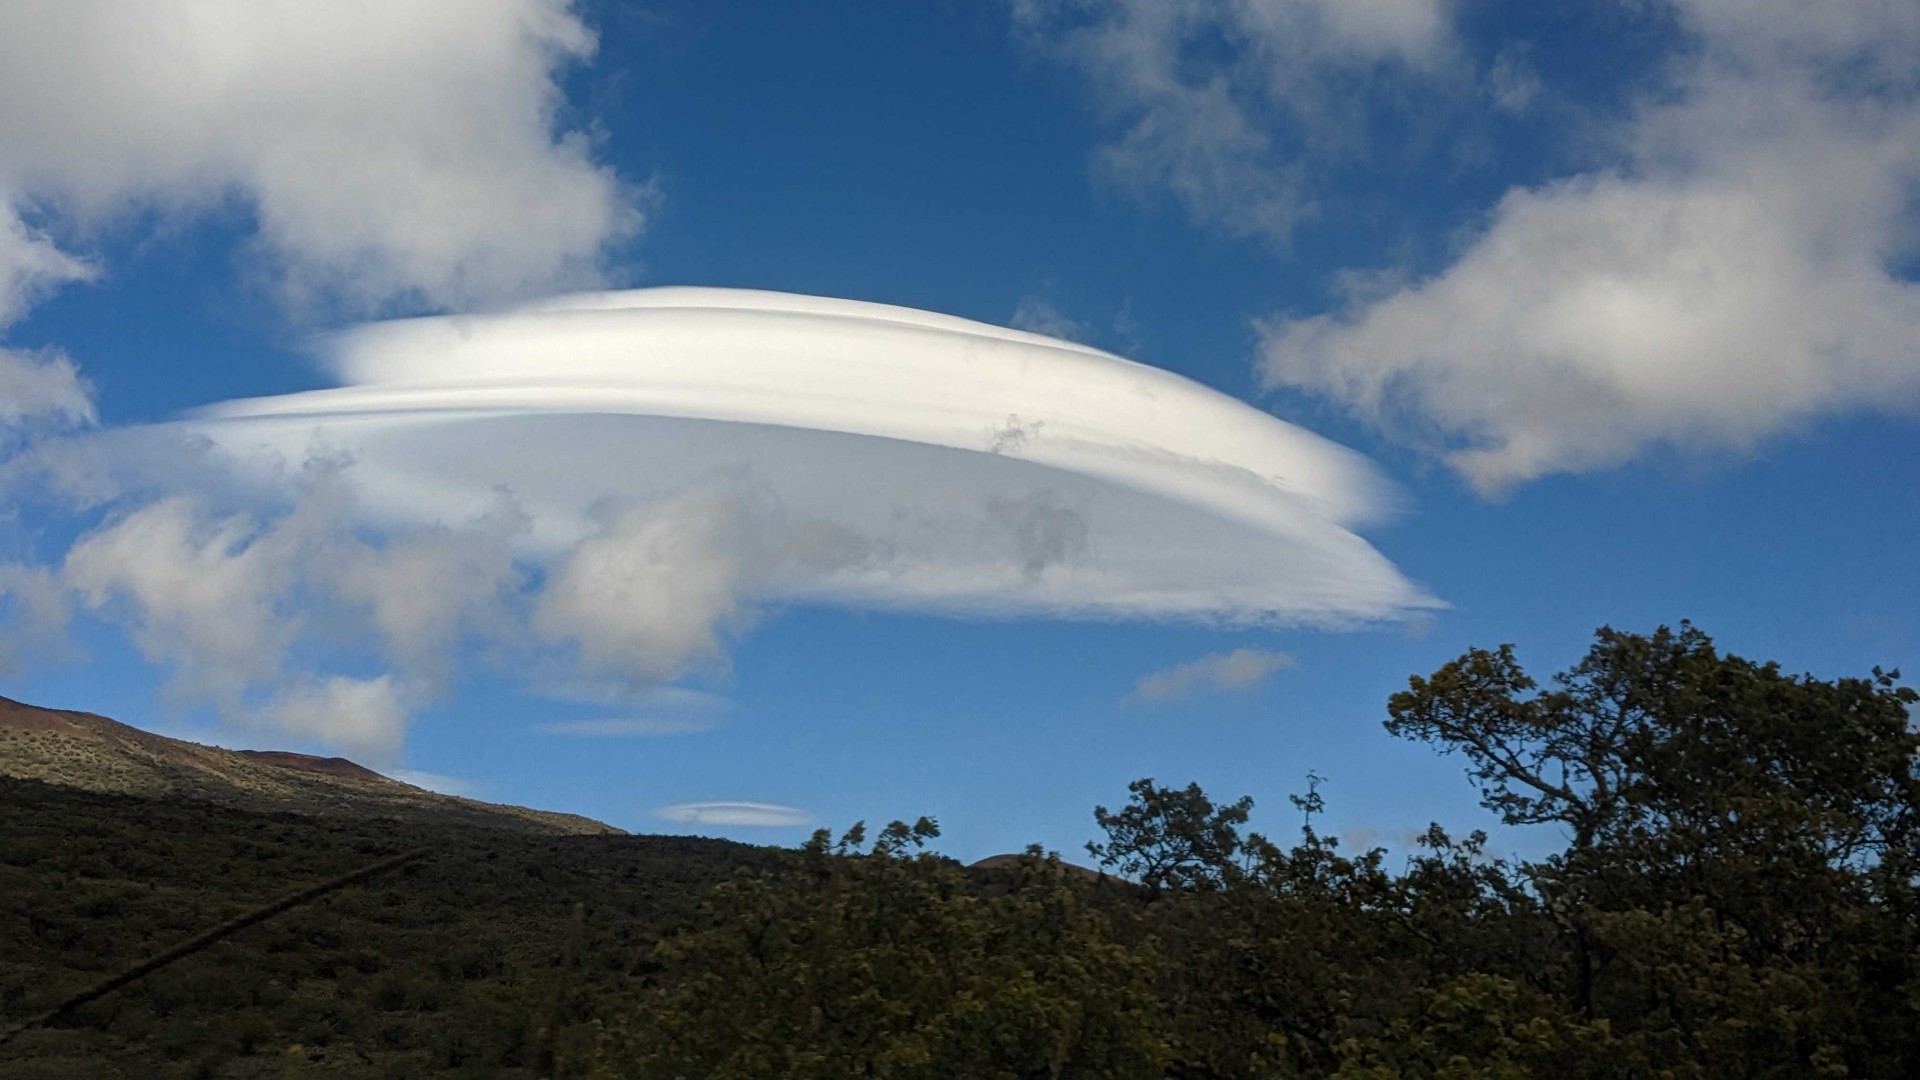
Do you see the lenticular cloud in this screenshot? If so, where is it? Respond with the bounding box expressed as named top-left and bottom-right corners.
top-left (188, 287), bottom-right (1432, 626)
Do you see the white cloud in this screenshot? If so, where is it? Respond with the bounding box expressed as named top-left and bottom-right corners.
top-left (263, 674), bottom-right (410, 761)
top-left (320, 509), bottom-right (524, 689)
top-left (534, 716), bottom-right (717, 737)
top-left (0, 347), bottom-right (94, 429)
top-left (57, 475), bottom-right (517, 751)
top-left (1260, 1), bottom-right (1920, 493)
top-left (0, 0), bottom-right (639, 319)
top-left (0, 563), bottom-right (70, 677)
top-left (386, 768), bottom-right (477, 797)
top-left (64, 496), bottom-right (301, 709)
top-left (1009, 296), bottom-right (1089, 342)
top-left (36, 287), bottom-right (1432, 755)
top-left (0, 205), bottom-right (95, 327)
top-left (1011, 0), bottom-right (1456, 242)
top-left (1125, 646), bottom-right (1295, 704)
top-left (186, 286), bottom-right (1433, 627)
top-left (533, 492), bottom-right (755, 683)
top-left (1483, 44), bottom-right (1542, 114)
top-left (655, 800), bottom-right (812, 828)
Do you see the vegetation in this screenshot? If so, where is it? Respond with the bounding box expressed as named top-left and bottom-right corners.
top-left (2, 624), bottom-right (1914, 1077)
top-left (0, 697), bottom-right (618, 836)
top-left (0, 781), bottom-right (772, 1077)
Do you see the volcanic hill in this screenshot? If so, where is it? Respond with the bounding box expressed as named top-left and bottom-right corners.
top-left (0, 695), bottom-right (618, 836)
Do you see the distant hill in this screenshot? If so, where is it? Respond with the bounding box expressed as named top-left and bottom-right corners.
top-left (0, 696), bottom-right (619, 836)
top-left (968, 852), bottom-right (1112, 884)
top-left (0, 775), bottom-right (769, 1077)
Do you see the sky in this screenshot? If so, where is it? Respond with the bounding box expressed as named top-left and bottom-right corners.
top-left (1, 0), bottom-right (1916, 861)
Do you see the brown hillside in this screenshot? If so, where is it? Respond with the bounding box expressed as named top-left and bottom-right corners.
top-left (0, 696), bottom-right (619, 836)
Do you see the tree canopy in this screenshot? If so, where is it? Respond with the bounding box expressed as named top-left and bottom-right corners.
top-left (595, 624), bottom-right (1918, 1078)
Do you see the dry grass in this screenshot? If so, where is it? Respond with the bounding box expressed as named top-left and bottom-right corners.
top-left (0, 697), bottom-right (618, 837)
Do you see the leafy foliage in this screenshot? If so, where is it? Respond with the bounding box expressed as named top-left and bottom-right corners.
top-left (3, 624), bottom-right (1914, 1077)
top-left (594, 820), bottom-right (1167, 1078)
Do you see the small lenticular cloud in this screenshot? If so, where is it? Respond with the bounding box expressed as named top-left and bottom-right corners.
top-left (655, 801), bottom-right (812, 827)
top-left (1126, 647), bottom-right (1296, 705)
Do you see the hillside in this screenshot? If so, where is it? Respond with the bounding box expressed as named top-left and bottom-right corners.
top-left (0, 777), bottom-right (773, 1078)
top-left (0, 696), bottom-right (618, 837)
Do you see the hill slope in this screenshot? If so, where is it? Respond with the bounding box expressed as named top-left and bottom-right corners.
top-left (0, 696), bottom-right (618, 836)
top-left (0, 777), bottom-right (771, 1078)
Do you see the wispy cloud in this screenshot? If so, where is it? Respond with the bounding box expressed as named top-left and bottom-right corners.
top-left (1011, 0), bottom-right (1457, 243)
top-left (526, 680), bottom-right (732, 714)
top-left (388, 769), bottom-right (478, 798)
top-left (655, 800), bottom-right (812, 828)
top-left (1009, 296), bottom-right (1089, 342)
top-left (534, 716), bottom-right (717, 737)
top-left (1126, 647), bottom-right (1295, 705)
top-left (0, 347), bottom-right (94, 428)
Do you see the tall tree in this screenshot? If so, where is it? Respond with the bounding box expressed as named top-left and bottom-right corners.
top-left (1386, 624), bottom-right (1920, 1075)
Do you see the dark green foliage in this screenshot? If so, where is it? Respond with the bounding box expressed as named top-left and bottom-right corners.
top-left (4, 624), bottom-right (1914, 1077)
top-left (0, 781), bottom-right (773, 1078)
top-left (1384, 623), bottom-right (1919, 1075)
top-left (1086, 778), bottom-right (1258, 895)
top-left (588, 624), bottom-right (1915, 1078)
top-left (594, 820), bottom-right (1168, 1078)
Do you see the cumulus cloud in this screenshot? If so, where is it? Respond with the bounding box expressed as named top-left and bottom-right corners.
top-left (0, 206), bottom-right (96, 327)
top-left (1125, 646), bottom-right (1295, 704)
top-left (0, 0), bottom-right (638, 319)
top-left (0, 347), bottom-right (94, 430)
top-left (321, 510), bottom-right (524, 690)
top-left (1260, 1), bottom-right (1920, 493)
top-left (0, 563), bottom-right (70, 677)
top-left (64, 496), bottom-right (302, 709)
top-left (263, 674), bottom-right (410, 760)
top-left (1011, 0), bottom-right (1456, 241)
top-left (533, 493), bottom-right (756, 683)
top-left (57, 474), bottom-right (520, 752)
top-left (655, 801), bottom-right (812, 828)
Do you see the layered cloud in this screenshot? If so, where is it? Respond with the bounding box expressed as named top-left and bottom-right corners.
top-left (0, 0), bottom-right (637, 319)
top-left (1259, 0), bottom-right (1920, 492)
top-left (1126, 647), bottom-right (1295, 705)
top-left (655, 801), bottom-right (813, 828)
top-left (186, 287), bottom-right (1431, 628)
top-left (1012, 0), bottom-right (1456, 242)
top-left (27, 287), bottom-right (1431, 751)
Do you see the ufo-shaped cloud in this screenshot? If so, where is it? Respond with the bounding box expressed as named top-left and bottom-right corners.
top-left (183, 287), bottom-right (1432, 629)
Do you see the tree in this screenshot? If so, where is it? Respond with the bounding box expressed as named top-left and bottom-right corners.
top-left (1386, 623), bottom-right (1920, 1075)
top-left (593, 819), bottom-right (1168, 1079)
top-left (1085, 778), bottom-right (1260, 895)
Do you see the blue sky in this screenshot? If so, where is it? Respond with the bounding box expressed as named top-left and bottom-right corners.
top-left (1, 1), bottom-right (1916, 862)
